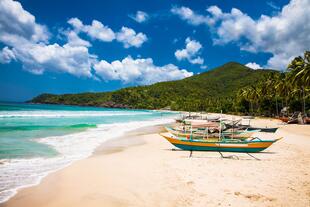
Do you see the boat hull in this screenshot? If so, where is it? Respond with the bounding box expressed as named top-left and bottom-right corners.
top-left (172, 143), bottom-right (267, 153)
top-left (247, 127), bottom-right (278, 133)
top-left (160, 133), bottom-right (281, 153)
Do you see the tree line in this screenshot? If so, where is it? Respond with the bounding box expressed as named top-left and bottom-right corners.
top-left (237, 51), bottom-right (309, 116)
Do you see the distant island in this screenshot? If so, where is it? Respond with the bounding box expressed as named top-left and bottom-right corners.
top-left (30, 56), bottom-right (309, 116)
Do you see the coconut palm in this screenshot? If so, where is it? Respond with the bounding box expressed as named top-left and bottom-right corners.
top-left (287, 51), bottom-right (310, 114)
top-left (275, 74), bottom-right (292, 115)
top-left (264, 73), bottom-right (280, 116)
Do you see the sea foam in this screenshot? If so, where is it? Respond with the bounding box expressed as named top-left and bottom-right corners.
top-left (0, 110), bottom-right (151, 118)
top-left (0, 117), bottom-right (175, 203)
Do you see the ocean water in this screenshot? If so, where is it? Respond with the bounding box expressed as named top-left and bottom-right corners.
top-left (0, 102), bottom-right (177, 203)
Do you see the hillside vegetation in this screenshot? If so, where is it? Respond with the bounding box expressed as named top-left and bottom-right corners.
top-left (30, 62), bottom-right (277, 113)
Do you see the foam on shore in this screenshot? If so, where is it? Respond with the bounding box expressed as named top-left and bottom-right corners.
top-left (0, 117), bottom-right (175, 203)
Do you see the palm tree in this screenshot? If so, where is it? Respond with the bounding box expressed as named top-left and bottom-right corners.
top-left (238, 87), bottom-right (253, 114)
top-left (275, 74), bottom-right (292, 115)
top-left (263, 73), bottom-right (279, 116)
top-left (249, 85), bottom-right (261, 114)
top-left (287, 51), bottom-right (310, 114)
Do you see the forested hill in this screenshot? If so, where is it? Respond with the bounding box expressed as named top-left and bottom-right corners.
top-left (30, 62), bottom-right (277, 112)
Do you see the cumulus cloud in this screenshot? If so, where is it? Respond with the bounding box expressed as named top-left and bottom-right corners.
top-left (0, 46), bottom-right (16, 63)
top-left (1, 40), bottom-right (95, 77)
top-left (130, 11), bottom-right (149, 23)
top-left (245, 62), bottom-right (262, 70)
top-left (0, 0), bottom-right (189, 85)
top-left (200, 65), bottom-right (208, 69)
top-left (171, 6), bottom-right (211, 25)
top-left (0, 0), bottom-right (95, 77)
top-left (13, 42), bottom-right (96, 76)
top-left (68, 18), bottom-right (115, 42)
top-left (116, 27), bottom-right (148, 48)
top-left (94, 56), bottom-right (193, 84)
top-left (172, 0), bottom-right (310, 70)
top-left (65, 30), bottom-right (91, 47)
top-left (67, 18), bottom-right (84, 31)
top-left (68, 18), bottom-right (147, 48)
top-left (212, 0), bottom-right (310, 69)
top-left (175, 38), bottom-right (204, 65)
top-left (0, 0), bottom-right (49, 46)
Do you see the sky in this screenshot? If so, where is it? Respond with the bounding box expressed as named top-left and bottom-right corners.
top-left (0, 0), bottom-right (309, 101)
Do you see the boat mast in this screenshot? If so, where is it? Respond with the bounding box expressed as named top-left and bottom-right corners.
top-left (232, 117), bottom-right (234, 139)
top-left (190, 124), bottom-right (193, 140)
top-left (219, 120), bottom-right (222, 141)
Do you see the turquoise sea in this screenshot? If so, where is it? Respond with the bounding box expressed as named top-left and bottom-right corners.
top-left (0, 102), bottom-right (176, 203)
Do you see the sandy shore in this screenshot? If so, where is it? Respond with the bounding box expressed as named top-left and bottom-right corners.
top-left (2, 118), bottom-right (310, 207)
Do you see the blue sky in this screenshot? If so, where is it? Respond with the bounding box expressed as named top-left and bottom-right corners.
top-left (1, 0), bottom-right (308, 101)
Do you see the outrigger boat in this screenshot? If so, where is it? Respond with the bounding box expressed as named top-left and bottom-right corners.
top-left (160, 132), bottom-right (282, 153)
top-left (246, 127), bottom-right (278, 133)
top-left (164, 126), bottom-right (257, 139)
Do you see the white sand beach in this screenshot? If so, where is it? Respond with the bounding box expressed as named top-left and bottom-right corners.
top-left (1, 117), bottom-right (310, 207)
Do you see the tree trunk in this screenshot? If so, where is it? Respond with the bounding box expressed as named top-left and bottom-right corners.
top-left (276, 97), bottom-right (278, 117)
top-left (281, 100), bottom-right (284, 111)
top-left (286, 99), bottom-right (289, 116)
top-left (302, 86), bottom-right (306, 115)
top-left (250, 102), bottom-right (253, 115)
top-left (285, 90), bottom-right (289, 116)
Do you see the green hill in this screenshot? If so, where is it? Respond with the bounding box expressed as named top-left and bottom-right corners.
top-left (30, 62), bottom-right (277, 112)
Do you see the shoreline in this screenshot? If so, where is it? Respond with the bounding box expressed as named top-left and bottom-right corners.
top-left (0, 117), bottom-right (175, 204)
top-left (1, 117), bottom-right (310, 206)
top-left (0, 124), bottom-right (168, 207)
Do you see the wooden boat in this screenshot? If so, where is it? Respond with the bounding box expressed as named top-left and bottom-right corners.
top-left (246, 127), bottom-right (278, 133)
top-left (164, 126), bottom-right (257, 139)
top-left (183, 119), bottom-right (219, 127)
top-left (279, 116), bottom-right (289, 123)
top-left (160, 133), bottom-right (282, 153)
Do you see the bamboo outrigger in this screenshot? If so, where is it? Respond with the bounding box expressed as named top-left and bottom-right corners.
top-left (164, 126), bottom-right (257, 139)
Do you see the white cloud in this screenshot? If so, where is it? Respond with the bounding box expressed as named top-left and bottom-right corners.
top-left (0, 0), bottom-right (49, 46)
top-left (68, 18), bottom-right (147, 48)
top-left (200, 65), bottom-right (208, 69)
top-left (116, 27), bottom-right (147, 48)
top-left (130, 11), bottom-right (149, 23)
top-left (68, 18), bottom-right (115, 42)
top-left (84, 20), bottom-right (115, 42)
top-left (67, 18), bottom-right (84, 31)
top-left (0, 46), bottom-right (16, 63)
top-left (207, 6), bottom-right (223, 18)
top-left (190, 57), bottom-right (204, 65)
top-left (172, 0), bottom-right (310, 70)
top-left (171, 6), bottom-right (211, 25)
top-left (245, 62), bottom-right (262, 70)
top-left (0, 0), bottom-right (95, 77)
top-left (14, 42), bottom-right (95, 76)
top-left (65, 30), bottom-right (91, 47)
top-left (0, 0), bottom-right (187, 85)
top-left (175, 37), bottom-right (204, 65)
top-left (94, 56), bottom-right (193, 84)
top-left (212, 0), bottom-right (310, 69)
